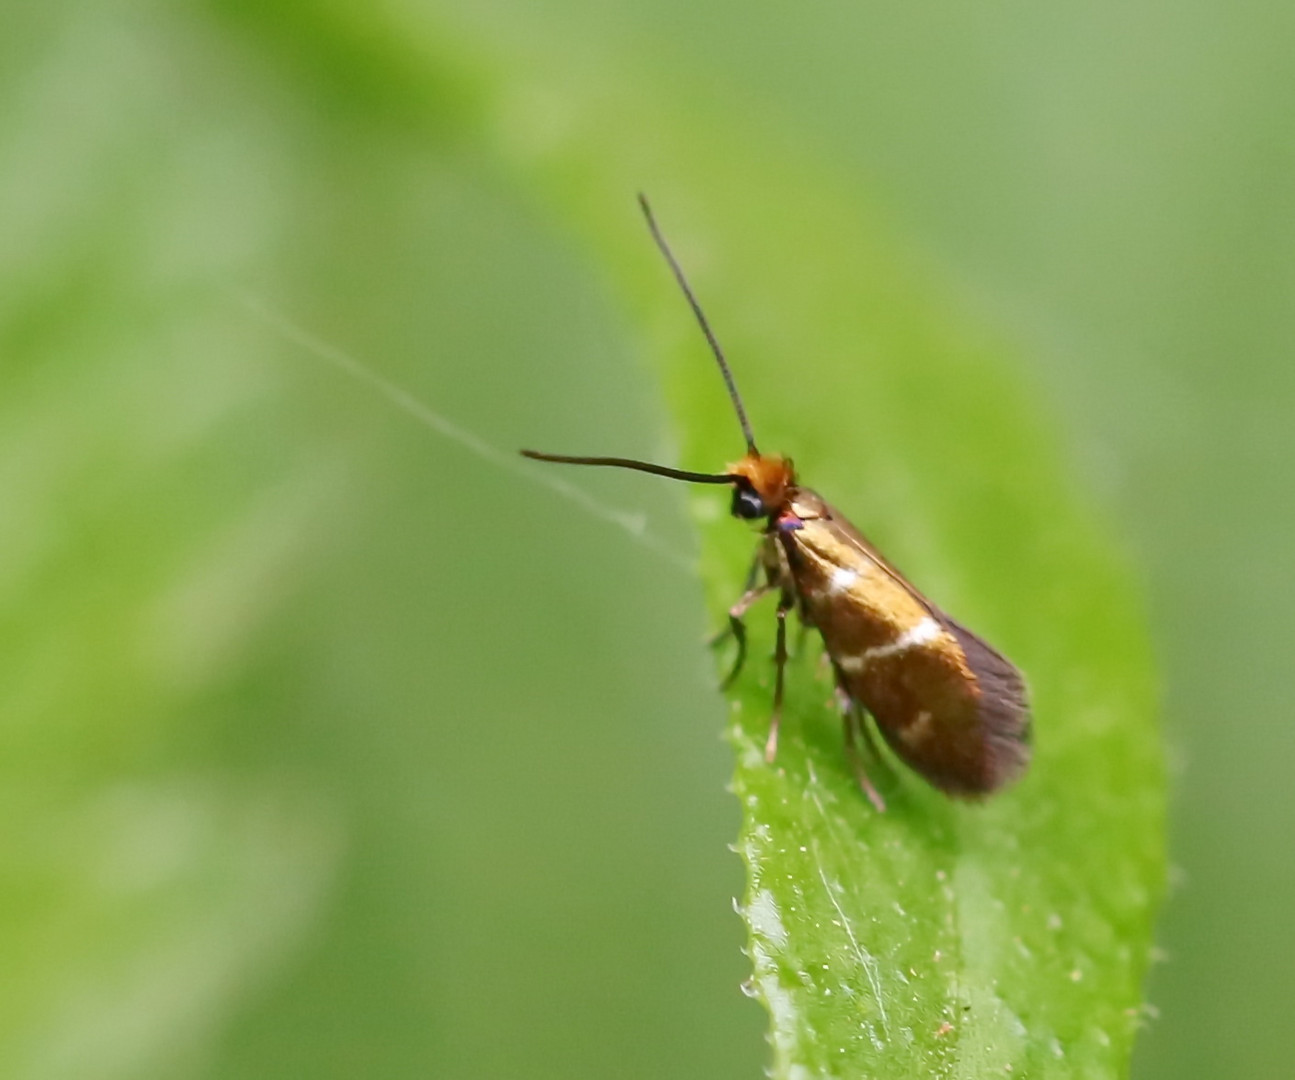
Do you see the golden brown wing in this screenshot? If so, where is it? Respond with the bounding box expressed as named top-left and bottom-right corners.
top-left (781, 487), bottom-right (1031, 796)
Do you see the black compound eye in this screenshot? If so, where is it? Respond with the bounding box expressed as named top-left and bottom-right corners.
top-left (731, 485), bottom-right (767, 520)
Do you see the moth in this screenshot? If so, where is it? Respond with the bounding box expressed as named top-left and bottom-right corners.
top-left (523, 196), bottom-right (1031, 808)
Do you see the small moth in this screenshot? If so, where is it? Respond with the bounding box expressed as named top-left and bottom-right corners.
top-left (523, 196), bottom-right (1031, 808)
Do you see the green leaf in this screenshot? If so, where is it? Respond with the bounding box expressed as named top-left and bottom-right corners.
top-left (397, 8), bottom-right (1168, 1076)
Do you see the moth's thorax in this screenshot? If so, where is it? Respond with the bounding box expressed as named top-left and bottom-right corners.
top-left (727, 451), bottom-right (795, 512)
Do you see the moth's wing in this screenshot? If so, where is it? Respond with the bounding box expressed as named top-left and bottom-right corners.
top-left (810, 499), bottom-right (1032, 796)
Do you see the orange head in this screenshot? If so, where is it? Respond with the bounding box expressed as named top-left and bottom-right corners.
top-left (726, 451), bottom-right (796, 520)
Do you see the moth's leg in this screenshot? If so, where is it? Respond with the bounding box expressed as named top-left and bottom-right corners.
top-left (715, 584), bottom-right (773, 690)
top-left (710, 544), bottom-right (777, 688)
top-left (856, 712), bottom-right (891, 773)
top-left (763, 594), bottom-right (794, 763)
top-left (832, 668), bottom-right (888, 812)
top-left (842, 703), bottom-right (887, 813)
top-left (707, 548), bottom-right (764, 647)
top-left (792, 612), bottom-right (812, 660)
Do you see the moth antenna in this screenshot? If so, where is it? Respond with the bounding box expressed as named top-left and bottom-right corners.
top-left (521, 449), bottom-right (735, 485)
top-left (637, 193), bottom-right (758, 454)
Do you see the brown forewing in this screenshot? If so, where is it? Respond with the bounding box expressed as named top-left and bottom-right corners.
top-left (779, 489), bottom-right (1031, 796)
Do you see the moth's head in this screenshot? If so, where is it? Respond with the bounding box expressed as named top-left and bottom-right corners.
top-left (726, 451), bottom-right (795, 520)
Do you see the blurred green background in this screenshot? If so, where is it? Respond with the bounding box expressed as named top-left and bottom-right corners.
top-left (2, 1), bottom-right (1290, 1077)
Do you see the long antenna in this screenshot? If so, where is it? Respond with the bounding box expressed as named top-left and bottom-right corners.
top-left (521, 450), bottom-right (734, 485)
top-left (637, 193), bottom-right (758, 453)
